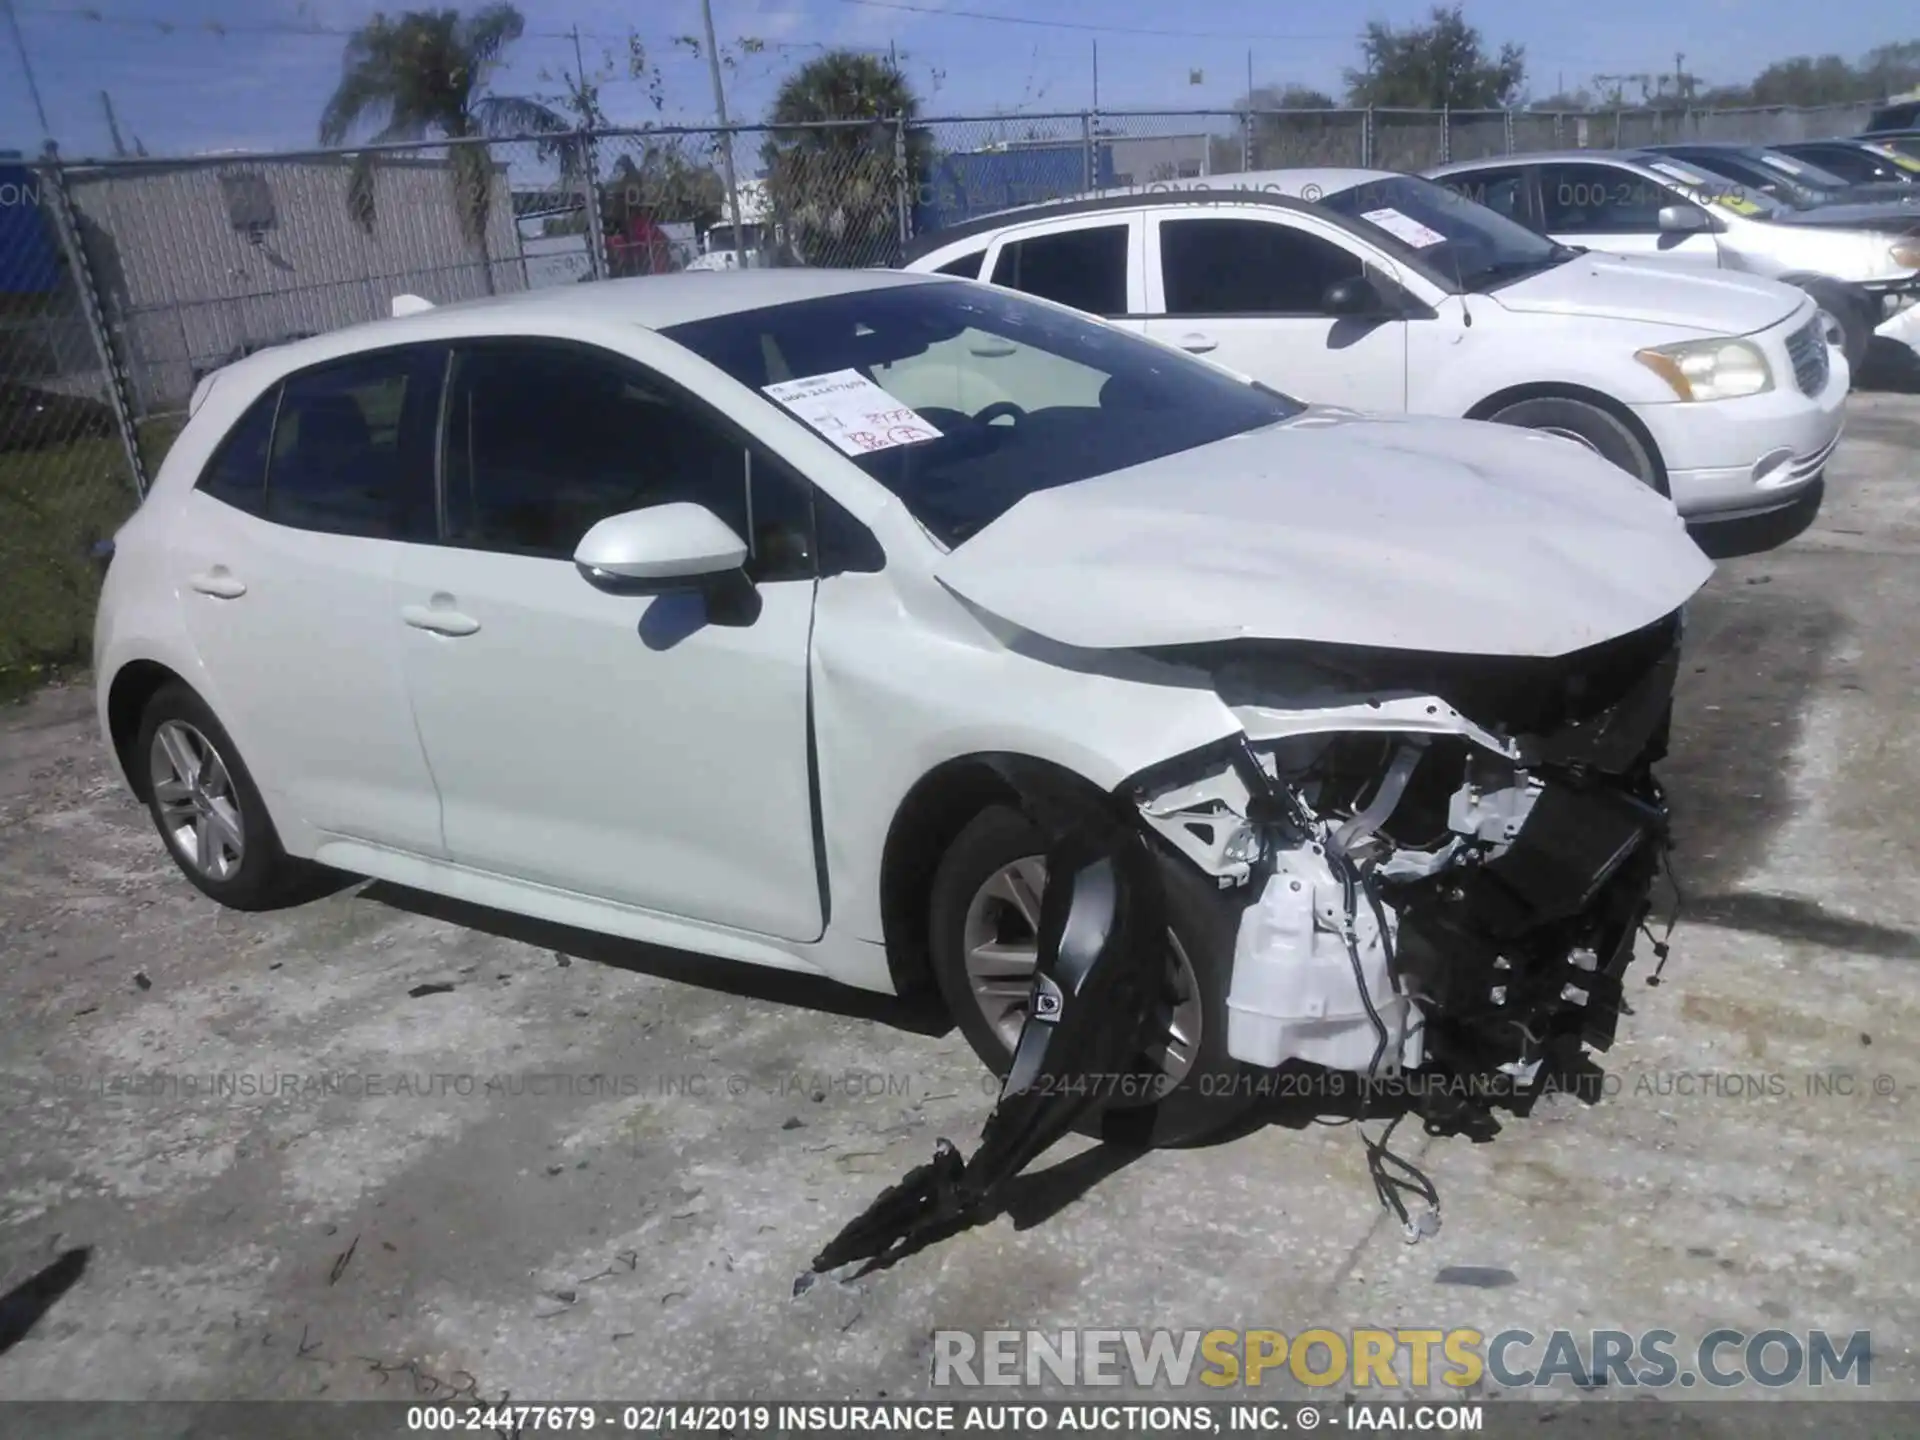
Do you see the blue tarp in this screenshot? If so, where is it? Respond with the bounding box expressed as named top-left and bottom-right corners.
top-left (0, 160), bottom-right (63, 295)
top-left (913, 142), bottom-right (1118, 236)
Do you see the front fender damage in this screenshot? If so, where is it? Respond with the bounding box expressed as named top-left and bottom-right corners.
top-left (806, 614), bottom-right (1685, 1273)
top-left (1130, 616), bottom-right (1681, 1100)
top-left (805, 786), bottom-right (1171, 1279)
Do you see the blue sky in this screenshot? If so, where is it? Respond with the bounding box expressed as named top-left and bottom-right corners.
top-left (2, 0), bottom-right (1914, 160)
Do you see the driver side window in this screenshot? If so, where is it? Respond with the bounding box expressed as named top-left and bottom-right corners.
top-left (1158, 217), bottom-right (1364, 316)
top-left (441, 342), bottom-right (815, 582)
top-left (1538, 163), bottom-right (1680, 234)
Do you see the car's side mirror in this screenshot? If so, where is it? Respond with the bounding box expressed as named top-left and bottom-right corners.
top-left (1657, 203), bottom-right (1710, 233)
top-left (574, 502), bottom-right (746, 584)
top-left (575, 502), bottom-right (759, 625)
top-left (1322, 275), bottom-right (1392, 317)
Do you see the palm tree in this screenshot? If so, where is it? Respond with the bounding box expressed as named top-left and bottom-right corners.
top-left (319, 5), bottom-right (569, 285)
top-left (763, 51), bottom-right (931, 267)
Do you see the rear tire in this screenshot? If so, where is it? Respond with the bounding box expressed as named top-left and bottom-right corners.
top-left (135, 682), bottom-right (316, 910)
top-left (1487, 396), bottom-right (1664, 494)
top-left (927, 805), bottom-right (1254, 1148)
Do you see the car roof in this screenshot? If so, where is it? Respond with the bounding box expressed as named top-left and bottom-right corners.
top-left (1428, 149), bottom-right (1663, 172)
top-left (902, 167), bottom-right (1407, 263)
top-left (189, 268), bottom-right (942, 412)
top-left (377, 267), bottom-right (933, 333)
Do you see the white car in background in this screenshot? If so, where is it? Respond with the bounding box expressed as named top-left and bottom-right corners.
top-left (904, 169), bottom-right (1847, 525)
top-left (95, 270), bottom-right (1710, 1145)
top-left (1426, 150), bottom-right (1920, 370)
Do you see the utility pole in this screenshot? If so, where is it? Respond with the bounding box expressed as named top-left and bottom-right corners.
top-left (3, 0), bottom-right (52, 142)
top-left (1091, 39), bottom-right (1098, 112)
top-left (701, 0), bottom-right (750, 268)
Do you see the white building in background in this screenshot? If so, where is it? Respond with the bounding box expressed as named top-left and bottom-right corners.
top-left (65, 153), bottom-right (524, 410)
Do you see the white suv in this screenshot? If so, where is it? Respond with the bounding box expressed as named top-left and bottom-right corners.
top-left (904, 169), bottom-right (1847, 524)
top-left (1427, 150), bottom-right (1920, 369)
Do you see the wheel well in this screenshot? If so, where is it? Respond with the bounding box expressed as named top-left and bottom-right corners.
top-left (877, 753), bottom-right (1104, 998)
top-left (1465, 382), bottom-right (1670, 496)
top-left (106, 660), bottom-right (184, 801)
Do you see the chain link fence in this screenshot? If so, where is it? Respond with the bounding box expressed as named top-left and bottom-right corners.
top-left (1, 155), bottom-right (142, 692)
top-left (0, 97), bottom-right (1888, 687)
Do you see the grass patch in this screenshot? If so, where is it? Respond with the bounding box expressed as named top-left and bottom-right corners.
top-left (0, 416), bottom-right (182, 700)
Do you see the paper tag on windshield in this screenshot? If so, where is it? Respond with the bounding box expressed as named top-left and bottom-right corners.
top-left (1649, 162), bottom-right (1706, 185)
top-left (762, 370), bottom-right (942, 456)
top-left (1362, 207), bottom-right (1446, 248)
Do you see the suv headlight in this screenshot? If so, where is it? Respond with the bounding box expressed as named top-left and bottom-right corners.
top-left (1892, 239), bottom-right (1920, 269)
top-left (1634, 337), bottom-right (1773, 401)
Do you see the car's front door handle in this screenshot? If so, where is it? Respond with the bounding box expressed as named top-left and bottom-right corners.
top-left (188, 569), bottom-right (246, 599)
top-left (1177, 333), bottom-right (1219, 353)
top-left (402, 604), bottom-right (481, 637)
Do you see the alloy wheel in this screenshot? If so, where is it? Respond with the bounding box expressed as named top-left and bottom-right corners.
top-left (960, 855), bottom-right (1205, 1089)
top-left (149, 720), bottom-right (246, 882)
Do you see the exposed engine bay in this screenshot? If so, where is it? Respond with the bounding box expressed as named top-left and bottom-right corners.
top-left (804, 614), bottom-right (1684, 1276)
top-left (1132, 609), bottom-right (1682, 1102)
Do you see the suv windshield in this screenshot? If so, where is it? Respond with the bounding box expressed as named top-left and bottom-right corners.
top-left (1663, 150), bottom-right (1843, 208)
top-left (663, 280), bottom-right (1303, 547)
top-left (1321, 173), bottom-right (1572, 292)
top-left (1640, 157), bottom-right (1792, 218)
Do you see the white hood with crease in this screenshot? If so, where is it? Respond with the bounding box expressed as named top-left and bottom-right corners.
top-left (933, 410), bottom-right (1715, 659)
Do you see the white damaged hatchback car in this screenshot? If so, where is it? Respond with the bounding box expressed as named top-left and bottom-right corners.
top-left (95, 270), bottom-right (1712, 1144)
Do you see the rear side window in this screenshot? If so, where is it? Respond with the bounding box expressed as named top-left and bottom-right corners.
top-left (933, 247), bottom-right (987, 279)
top-left (989, 224), bottom-right (1130, 315)
top-left (266, 347), bottom-right (441, 540)
top-left (194, 389), bottom-right (278, 516)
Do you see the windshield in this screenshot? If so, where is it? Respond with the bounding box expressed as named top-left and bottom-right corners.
top-left (1641, 158), bottom-right (1791, 218)
top-left (663, 280), bottom-right (1304, 547)
top-left (1657, 151), bottom-right (1836, 208)
top-left (1321, 173), bottom-right (1568, 292)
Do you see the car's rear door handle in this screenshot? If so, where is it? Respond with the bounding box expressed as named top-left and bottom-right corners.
top-left (1177, 332), bottom-right (1219, 353)
top-left (402, 603), bottom-right (481, 637)
top-left (188, 569), bottom-right (246, 599)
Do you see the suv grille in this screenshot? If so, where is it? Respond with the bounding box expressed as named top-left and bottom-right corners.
top-left (1786, 316), bottom-right (1830, 396)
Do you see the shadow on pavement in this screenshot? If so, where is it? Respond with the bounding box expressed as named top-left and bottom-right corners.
top-left (359, 880), bottom-right (952, 1037)
top-left (1686, 477), bottom-right (1824, 561)
top-left (1857, 335), bottom-right (1920, 394)
top-left (0, 1247), bottom-right (90, 1358)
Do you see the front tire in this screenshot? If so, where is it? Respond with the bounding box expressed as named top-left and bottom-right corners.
top-left (927, 805), bottom-right (1253, 1147)
top-left (135, 682), bottom-right (314, 910)
top-left (1487, 395), bottom-right (1664, 494)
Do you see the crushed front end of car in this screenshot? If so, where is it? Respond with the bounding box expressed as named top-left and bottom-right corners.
top-left (1129, 609), bottom-right (1684, 1109)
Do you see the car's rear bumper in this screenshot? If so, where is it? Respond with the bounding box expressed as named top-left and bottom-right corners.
top-left (1632, 348), bottom-right (1849, 520)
